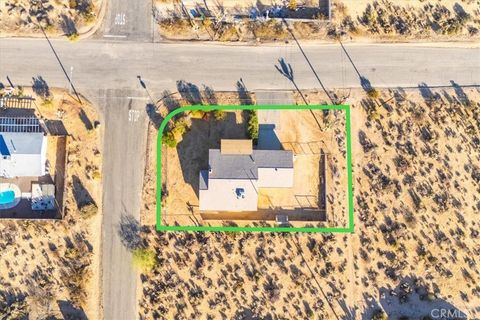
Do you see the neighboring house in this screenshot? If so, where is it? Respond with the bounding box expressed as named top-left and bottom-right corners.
top-left (0, 116), bottom-right (56, 215)
top-left (0, 132), bottom-right (47, 178)
top-left (199, 139), bottom-right (294, 211)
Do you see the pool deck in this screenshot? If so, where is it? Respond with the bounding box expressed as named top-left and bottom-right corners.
top-left (0, 176), bottom-right (61, 219)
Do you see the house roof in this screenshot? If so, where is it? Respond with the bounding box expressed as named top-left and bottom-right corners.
top-left (208, 149), bottom-right (293, 180)
top-left (0, 132), bottom-right (47, 177)
top-left (199, 178), bottom-right (259, 211)
top-left (0, 132), bottom-right (44, 155)
top-left (199, 148), bottom-right (294, 212)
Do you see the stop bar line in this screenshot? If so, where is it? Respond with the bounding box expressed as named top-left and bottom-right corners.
top-left (103, 34), bottom-right (127, 38)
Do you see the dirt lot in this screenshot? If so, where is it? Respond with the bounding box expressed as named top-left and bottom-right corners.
top-left (140, 86), bottom-right (480, 319)
top-left (0, 0), bottom-right (103, 38)
top-left (141, 91), bottom-right (348, 228)
top-left (256, 109), bottom-right (348, 228)
top-left (156, 0), bottom-right (480, 43)
top-left (0, 87), bottom-right (103, 319)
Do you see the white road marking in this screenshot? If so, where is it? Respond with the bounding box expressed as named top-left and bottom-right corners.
top-left (103, 34), bottom-right (127, 38)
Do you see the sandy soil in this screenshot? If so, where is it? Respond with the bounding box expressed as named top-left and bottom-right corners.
top-left (141, 91), bottom-right (348, 228)
top-left (140, 86), bottom-right (480, 319)
top-left (0, 87), bottom-right (103, 319)
top-left (156, 0), bottom-right (480, 43)
top-left (0, 0), bottom-right (102, 38)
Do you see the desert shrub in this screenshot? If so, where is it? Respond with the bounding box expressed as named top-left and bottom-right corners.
top-left (132, 248), bottom-right (157, 271)
top-left (159, 18), bottom-right (192, 35)
top-left (371, 309), bottom-right (387, 320)
top-left (247, 110), bottom-right (258, 143)
top-left (171, 118), bottom-right (189, 137)
top-left (44, 24), bottom-right (56, 33)
top-left (79, 202), bottom-right (98, 219)
top-left (92, 170), bottom-right (101, 181)
top-left (81, 3), bottom-right (96, 23)
top-left (163, 131), bottom-right (177, 148)
top-left (212, 110), bottom-right (227, 121)
top-left (41, 97), bottom-right (54, 109)
top-left (14, 86), bottom-right (25, 96)
top-left (202, 18), bottom-right (213, 28)
top-left (252, 20), bottom-right (289, 41)
top-left (190, 109), bottom-right (206, 118)
top-left (217, 24), bottom-right (239, 41)
top-left (367, 88), bottom-right (380, 99)
top-left (288, 0), bottom-right (297, 11)
top-left (68, 32), bottom-right (79, 42)
top-left (0, 291), bottom-right (28, 319)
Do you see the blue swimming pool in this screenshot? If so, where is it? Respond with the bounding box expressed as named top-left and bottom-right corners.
top-left (0, 190), bottom-right (15, 205)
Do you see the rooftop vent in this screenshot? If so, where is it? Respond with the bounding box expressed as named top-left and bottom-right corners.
top-left (235, 188), bottom-right (245, 199)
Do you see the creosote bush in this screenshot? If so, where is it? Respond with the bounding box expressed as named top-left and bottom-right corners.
top-left (212, 110), bottom-right (227, 121)
top-left (79, 202), bottom-right (98, 219)
top-left (367, 88), bottom-right (380, 99)
top-left (162, 131), bottom-right (177, 148)
top-left (132, 248), bottom-right (157, 271)
top-left (247, 110), bottom-right (259, 143)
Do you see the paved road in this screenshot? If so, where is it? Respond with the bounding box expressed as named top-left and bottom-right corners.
top-left (99, 0), bottom-right (154, 41)
top-left (1, 40), bottom-right (478, 96)
top-left (0, 38), bottom-right (479, 320)
top-left (94, 89), bottom-right (148, 320)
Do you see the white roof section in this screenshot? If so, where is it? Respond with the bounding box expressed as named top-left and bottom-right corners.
top-left (199, 179), bottom-right (258, 211)
top-left (0, 132), bottom-right (47, 177)
top-left (257, 167), bottom-right (294, 188)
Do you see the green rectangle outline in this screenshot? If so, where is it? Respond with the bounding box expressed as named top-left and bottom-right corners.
top-left (156, 104), bottom-right (354, 233)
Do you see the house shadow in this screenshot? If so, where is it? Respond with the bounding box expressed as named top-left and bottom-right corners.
top-left (0, 107), bottom-right (36, 118)
top-left (257, 124), bottom-right (282, 150)
top-left (176, 112), bottom-right (248, 199)
top-left (44, 120), bottom-right (68, 136)
top-left (79, 108), bottom-right (93, 130)
top-left (58, 300), bottom-right (88, 320)
top-left (375, 275), bottom-right (469, 319)
top-left (72, 175), bottom-right (95, 209)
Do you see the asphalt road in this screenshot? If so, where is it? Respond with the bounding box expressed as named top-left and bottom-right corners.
top-left (95, 89), bottom-right (148, 320)
top-left (0, 37), bottom-right (479, 320)
top-left (1, 40), bottom-right (479, 96)
top-left (99, 0), bottom-right (154, 41)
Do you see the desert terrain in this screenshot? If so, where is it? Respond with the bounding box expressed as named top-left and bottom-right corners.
top-left (155, 0), bottom-right (480, 43)
top-left (0, 85), bottom-right (102, 319)
top-left (0, 0), bottom-right (102, 38)
top-left (142, 88), bottom-right (348, 229)
top-left (140, 85), bottom-right (480, 318)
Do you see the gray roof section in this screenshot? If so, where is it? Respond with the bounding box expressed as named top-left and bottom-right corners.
top-left (199, 170), bottom-right (208, 190)
top-left (0, 132), bottom-right (45, 155)
top-left (208, 149), bottom-right (293, 180)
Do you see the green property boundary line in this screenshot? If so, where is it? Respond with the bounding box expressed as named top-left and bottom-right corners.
top-left (156, 104), bottom-right (354, 233)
